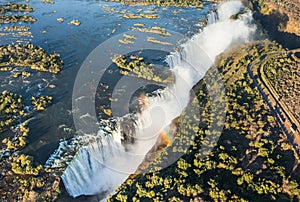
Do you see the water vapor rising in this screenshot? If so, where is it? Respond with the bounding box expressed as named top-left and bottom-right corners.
top-left (47, 0), bottom-right (256, 198)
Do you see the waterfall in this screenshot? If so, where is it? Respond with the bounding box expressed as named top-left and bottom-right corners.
top-left (207, 9), bottom-right (219, 25)
top-left (46, 0), bottom-right (256, 198)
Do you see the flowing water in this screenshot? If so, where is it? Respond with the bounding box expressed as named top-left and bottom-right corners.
top-left (0, 0), bottom-right (215, 162)
top-left (44, 0), bottom-right (256, 199)
top-left (0, 0), bottom-right (256, 200)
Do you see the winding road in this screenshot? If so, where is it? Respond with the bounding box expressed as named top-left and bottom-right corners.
top-left (248, 49), bottom-right (300, 157)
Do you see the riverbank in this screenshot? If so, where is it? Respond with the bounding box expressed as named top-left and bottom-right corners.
top-left (1, 0), bottom-right (299, 201)
top-left (0, 0), bottom-right (218, 201)
top-left (109, 40), bottom-right (300, 202)
top-left (108, 0), bottom-right (300, 201)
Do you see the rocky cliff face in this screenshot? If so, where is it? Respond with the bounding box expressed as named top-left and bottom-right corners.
top-left (247, 0), bottom-right (300, 49)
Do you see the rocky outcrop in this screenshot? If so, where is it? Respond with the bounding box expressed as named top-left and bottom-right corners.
top-left (247, 0), bottom-right (300, 49)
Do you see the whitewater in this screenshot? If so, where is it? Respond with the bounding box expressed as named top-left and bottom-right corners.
top-left (45, 0), bottom-right (256, 199)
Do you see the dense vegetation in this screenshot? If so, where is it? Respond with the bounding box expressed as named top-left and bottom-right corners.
top-left (0, 0), bottom-right (298, 201)
top-left (0, 2), bottom-right (35, 39)
top-left (248, 0), bottom-right (299, 34)
top-left (264, 52), bottom-right (300, 121)
top-left (0, 43), bottom-right (64, 74)
top-left (113, 54), bottom-right (174, 83)
top-left (0, 2), bottom-right (34, 14)
top-left (0, 2), bottom-right (36, 24)
top-left (0, 92), bottom-right (60, 201)
top-left (108, 40), bottom-right (300, 201)
top-left (0, 2), bottom-right (63, 199)
top-left (247, 0), bottom-right (300, 49)
top-left (0, 91), bottom-right (25, 134)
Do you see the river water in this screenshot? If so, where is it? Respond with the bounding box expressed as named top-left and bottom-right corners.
top-left (0, 0), bottom-right (216, 163)
top-left (0, 0), bottom-right (257, 201)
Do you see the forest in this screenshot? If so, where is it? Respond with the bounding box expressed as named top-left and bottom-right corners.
top-left (108, 40), bottom-right (300, 202)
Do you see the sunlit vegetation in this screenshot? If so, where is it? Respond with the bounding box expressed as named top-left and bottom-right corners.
top-left (123, 34), bottom-right (136, 39)
top-left (118, 34), bottom-right (136, 44)
top-left (42, 0), bottom-right (55, 4)
top-left (2, 123), bottom-right (28, 151)
top-left (0, 15), bottom-right (36, 23)
top-left (248, 0), bottom-right (300, 36)
top-left (3, 26), bottom-right (30, 32)
top-left (0, 91), bottom-right (25, 133)
top-left (31, 96), bottom-right (53, 111)
top-left (109, 0), bottom-right (203, 8)
top-left (0, 43), bottom-right (64, 74)
top-left (113, 54), bottom-right (174, 83)
top-left (0, 2), bottom-right (34, 14)
top-left (147, 37), bottom-right (172, 45)
top-left (132, 26), bottom-right (172, 36)
top-left (119, 38), bottom-right (135, 44)
top-left (0, 91), bottom-right (53, 151)
top-left (108, 40), bottom-right (300, 201)
top-left (123, 13), bottom-right (159, 19)
top-left (69, 19), bottom-right (81, 26)
top-left (133, 23), bottom-right (145, 27)
top-left (0, 91), bottom-right (60, 201)
top-left (57, 18), bottom-right (64, 23)
top-left (0, 2), bottom-right (34, 39)
top-left (0, 29), bottom-right (32, 38)
top-left (0, 1), bottom-right (62, 200)
top-left (0, 3), bottom-right (35, 23)
top-left (264, 52), bottom-right (300, 121)
top-left (0, 151), bottom-right (60, 201)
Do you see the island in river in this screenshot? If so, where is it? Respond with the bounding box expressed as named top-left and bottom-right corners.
top-left (0, 0), bottom-right (299, 201)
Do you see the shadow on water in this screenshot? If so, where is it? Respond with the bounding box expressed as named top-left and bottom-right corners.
top-left (57, 182), bottom-right (108, 202)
